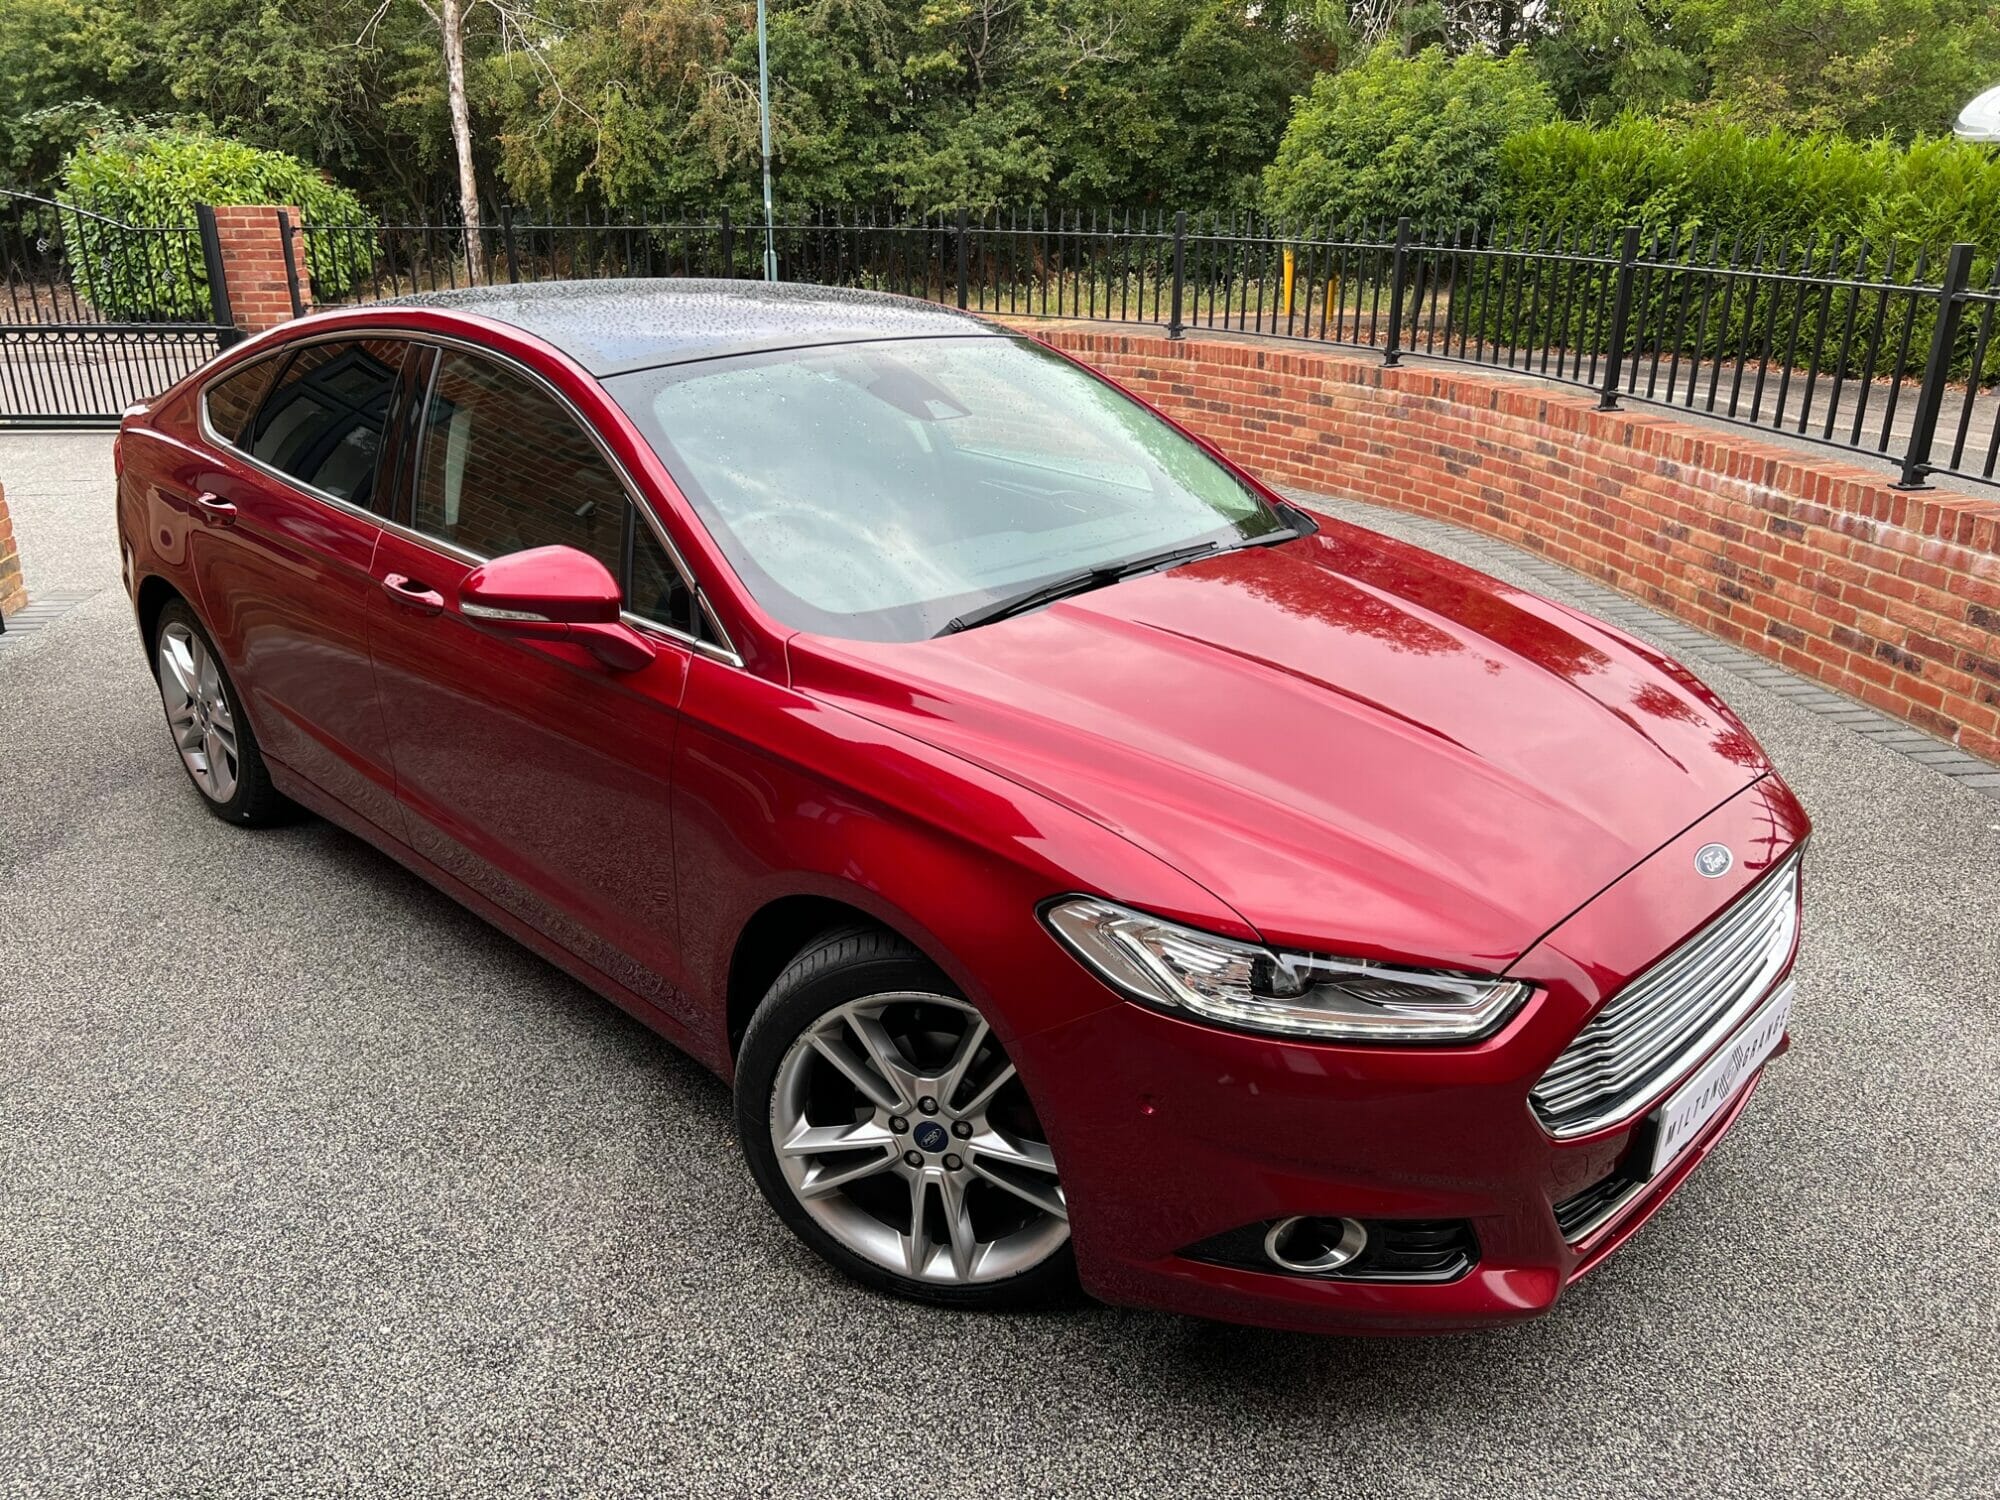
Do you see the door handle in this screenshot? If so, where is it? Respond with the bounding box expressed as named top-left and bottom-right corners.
top-left (190, 490), bottom-right (236, 526)
top-left (381, 573), bottom-right (445, 615)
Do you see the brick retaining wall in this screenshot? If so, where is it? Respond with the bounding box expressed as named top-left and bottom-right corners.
top-left (0, 481), bottom-right (23, 622)
top-left (1032, 328), bottom-right (2000, 764)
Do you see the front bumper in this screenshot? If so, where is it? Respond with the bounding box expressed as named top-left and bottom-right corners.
top-left (1014, 775), bottom-right (1809, 1335)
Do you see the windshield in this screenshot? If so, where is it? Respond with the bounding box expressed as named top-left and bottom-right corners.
top-left (606, 335), bottom-right (1293, 641)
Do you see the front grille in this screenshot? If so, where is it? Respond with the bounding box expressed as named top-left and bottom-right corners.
top-left (1531, 853), bottom-right (1800, 1139)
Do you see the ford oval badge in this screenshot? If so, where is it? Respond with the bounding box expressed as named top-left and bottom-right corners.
top-left (1695, 843), bottom-right (1734, 878)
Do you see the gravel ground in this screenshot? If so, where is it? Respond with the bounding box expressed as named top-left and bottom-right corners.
top-left (1, 432), bottom-right (1996, 1498)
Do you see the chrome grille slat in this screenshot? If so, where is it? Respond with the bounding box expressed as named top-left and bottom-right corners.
top-left (1540, 888), bottom-right (1787, 1084)
top-left (1533, 901), bottom-right (1786, 1098)
top-left (1537, 943), bottom-right (1772, 1094)
top-left (1531, 855), bottom-right (1800, 1138)
top-left (1553, 886), bottom-right (1775, 1049)
top-left (1539, 925), bottom-right (1774, 1091)
top-left (1534, 898), bottom-right (1792, 1114)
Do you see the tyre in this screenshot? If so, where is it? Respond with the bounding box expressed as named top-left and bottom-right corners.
top-left (737, 927), bottom-right (1075, 1308)
top-left (152, 600), bottom-right (292, 827)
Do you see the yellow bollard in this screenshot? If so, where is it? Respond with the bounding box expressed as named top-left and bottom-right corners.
top-left (1283, 247), bottom-right (1296, 317)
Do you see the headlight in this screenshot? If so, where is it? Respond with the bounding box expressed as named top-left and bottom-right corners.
top-left (1041, 897), bottom-right (1531, 1043)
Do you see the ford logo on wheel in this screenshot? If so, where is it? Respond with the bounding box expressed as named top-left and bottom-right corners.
top-left (913, 1121), bottom-right (950, 1153)
top-left (1695, 843), bottom-right (1734, 878)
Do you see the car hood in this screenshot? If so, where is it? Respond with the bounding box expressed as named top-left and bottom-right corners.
top-left (789, 518), bottom-right (1769, 972)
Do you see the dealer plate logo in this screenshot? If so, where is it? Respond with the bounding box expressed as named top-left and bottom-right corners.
top-left (1694, 843), bottom-right (1734, 878)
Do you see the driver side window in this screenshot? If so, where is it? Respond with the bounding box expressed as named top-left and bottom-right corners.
top-left (412, 350), bottom-right (715, 644)
top-left (414, 350), bottom-right (627, 577)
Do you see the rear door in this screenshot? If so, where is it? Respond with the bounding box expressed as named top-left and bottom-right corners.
top-left (183, 336), bottom-right (413, 837)
top-left (367, 344), bottom-right (716, 1026)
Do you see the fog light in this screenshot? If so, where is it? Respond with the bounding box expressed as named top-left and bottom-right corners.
top-left (1263, 1215), bottom-right (1368, 1275)
top-left (1180, 1216), bottom-right (1479, 1281)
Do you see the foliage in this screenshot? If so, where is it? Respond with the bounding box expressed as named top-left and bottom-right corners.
top-left (1528, 0), bottom-right (1705, 123)
top-left (6, 0), bottom-right (2000, 240)
top-left (488, 0), bottom-right (1313, 215)
top-left (59, 127), bottom-right (375, 317)
top-left (1497, 119), bottom-right (2000, 263)
top-left (0, 0), bottom-right (134, 190)
top-left (1670, 0), bottom-right (2000, 140)
top-left (1262, 44), bottom-right (1556, 230)
top-left (0, 0), bottom-right (457, 207)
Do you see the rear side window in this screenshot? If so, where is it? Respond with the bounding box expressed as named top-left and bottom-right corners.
top-left (245, 338), bottom-right (404, 505)
top-left (203, 357), bottom-right (282, 446)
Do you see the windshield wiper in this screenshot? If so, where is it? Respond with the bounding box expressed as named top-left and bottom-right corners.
top-left (938, 540), bottom-right (1221, 636)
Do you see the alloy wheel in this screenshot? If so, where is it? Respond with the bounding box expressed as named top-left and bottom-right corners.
top-left (157, 621), bottom-right (240, 803)
top-left (770, 992), bottom-right (1068, 1286)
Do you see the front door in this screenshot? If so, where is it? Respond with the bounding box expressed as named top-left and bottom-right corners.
top-left (366, 346), bottom-right (706, 1025)
top-left (183, 337), bottom-right (411, 836)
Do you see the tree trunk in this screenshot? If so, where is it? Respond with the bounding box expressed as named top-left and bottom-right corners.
top-left (440, 0), bottom-right (486, 284)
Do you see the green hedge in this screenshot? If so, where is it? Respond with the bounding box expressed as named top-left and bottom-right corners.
top-left (59, 128), bottom-right (374, 319)
top-left (1496, 119), bottom-right (2000, 262)
top-left (1424, 122), bottom-right (2000, 384)
top-left (1261, 58), bottom-right (2000, 383)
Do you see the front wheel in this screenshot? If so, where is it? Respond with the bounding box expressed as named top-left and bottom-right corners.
top-left (736, 928), bottom-right (1075, 1308)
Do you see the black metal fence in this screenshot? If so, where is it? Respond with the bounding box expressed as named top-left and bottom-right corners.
top-left (8, 187), bottom-right (1993, 488)
top-left (290, 208), bottom-right (2000, 494)
top-left (1, 190), bottom-right (237, 425)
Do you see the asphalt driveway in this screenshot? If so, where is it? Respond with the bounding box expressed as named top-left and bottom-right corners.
top-left (2, 432), bottom-right (1995, 1497)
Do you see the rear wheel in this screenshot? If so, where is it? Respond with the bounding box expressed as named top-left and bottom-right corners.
top-left (737, 928), bottom-right (1074, 1308)
top-left (152, 601), bottom-right (291, 826)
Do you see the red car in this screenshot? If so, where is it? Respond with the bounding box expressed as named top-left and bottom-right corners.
top-left (115, 282), bottom-right (1808, 1334)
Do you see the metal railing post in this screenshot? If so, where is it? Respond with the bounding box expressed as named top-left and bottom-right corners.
top-left (194, 204), bottom-right (242, 347)
top-left (275, 208), bottom-right (305, 320)
top-left (501, 204), bottom-right (520, 284)
top-left (1382, 216), bottom-right (1412, 365)
top-left (718, 207), bottom-right (734, 277)
top-left (1168, 210), bottom-right (1187, 339)
top-left (1896, 242), bottom-right (1975, 490)
top-left (1597, 226), bottom-right (1642, 409)
top-left (956, 208), bottom-right (970, 310)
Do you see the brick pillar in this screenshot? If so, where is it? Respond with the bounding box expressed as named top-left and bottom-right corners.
top-left (209, 206), bottom-right (313, 334)
top-left (0, 481), bottom-right (25, 624)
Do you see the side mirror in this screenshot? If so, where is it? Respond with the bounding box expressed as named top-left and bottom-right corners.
top-left (459, 544), bottom-right (657, 673)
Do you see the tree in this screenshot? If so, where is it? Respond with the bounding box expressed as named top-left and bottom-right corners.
top-left (0, 0), bottom-right (147, 191)
top-left (0, 0), bottom-right (465, 209)
top-left (484, 0), bottom-right (1312, 214)
top-left (1263, 43), bottom-right (1556, 228)
top-left (1670, 0), bottom-right (2000, 139)
top-left (1529, 0), bottom-right (1705, 121)
top-left (362, 0), bottom-right (582, 276)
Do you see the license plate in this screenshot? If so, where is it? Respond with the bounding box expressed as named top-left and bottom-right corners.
top-left (1646, 980), bottom-right (1795, 1178)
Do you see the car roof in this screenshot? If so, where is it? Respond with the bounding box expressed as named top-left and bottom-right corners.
top-left (393, 278), bottom-right (998, 377)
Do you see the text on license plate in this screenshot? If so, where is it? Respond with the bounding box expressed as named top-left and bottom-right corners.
top-left (1647, 979), bottom-right (1795, 1177)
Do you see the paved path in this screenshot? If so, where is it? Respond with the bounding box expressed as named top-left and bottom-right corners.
top-left (2, 433), bottom-right (1995, 1497)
